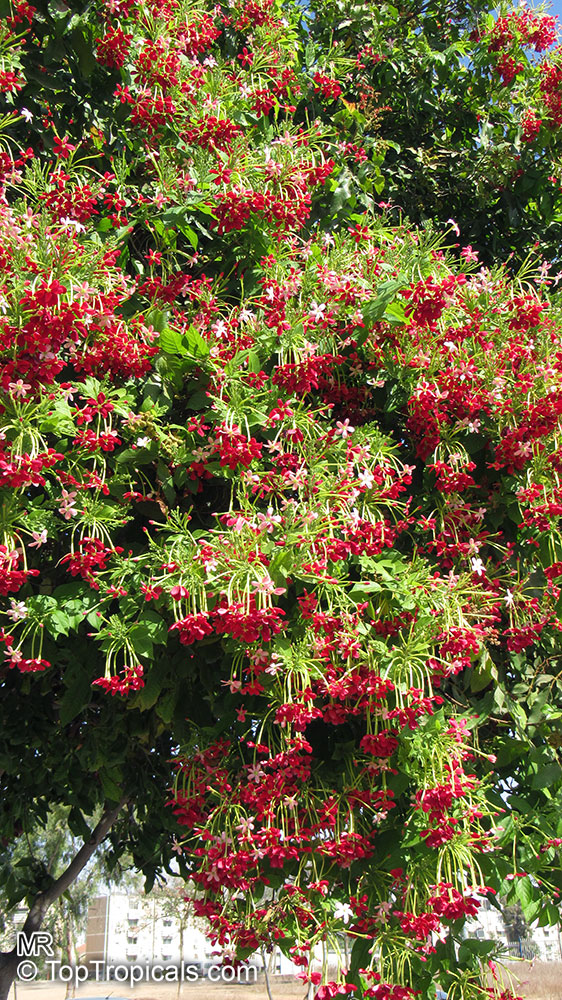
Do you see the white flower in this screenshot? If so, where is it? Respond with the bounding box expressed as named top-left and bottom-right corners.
top-left (264, 158), bottom-right (283, 178)
top-left (358, 468), bottom-right (375, 488)
top-left (60, 217), bottom-right (86, 234)
top-left (334, 902), bottom-right (354, 924)
top-left (467, 538), bottom-right (480, 557)
top-left (373, 902), bottom-right (392, 923)
top-left (215, 831), bottom-right (232, 845)
top-left (212, 319), bottom-right (228, 338)
top-left (72, 281), bottom-right (94, 301)
top-left (308, 300), bottom-right (327, 323)
top-left (124, 411), bottom-right (143, 427)
top-left (471, 557), bottom-right (486, 576)
top-left (20, 107), bottom-right (33, 122)
top-left (504, 589), bottom-right (514, 607)
top-left (239, 308), bottom-right (256, 324)
top-left (135, 436), bottom-right (151, 448)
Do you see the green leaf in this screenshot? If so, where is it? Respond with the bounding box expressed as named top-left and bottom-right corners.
top-left (158, 327), bottom-right (187, 355)
top-left (349, 935), bottom-right (373, 982)
top-left (156, 689), bottom-right (178, 724)
top-left (100, 772), bottom-right (123, 802)
top-left (458, 938), bottom-right (496, 961)
top-left (331, 168), bottom-right (353, 212)
top-left (358, 279), bottom-right (407, 344)
top-left (187, 390), bottom-right (209, 409)
top-left (158, 326), bottom-right (209, 359)
top-left (138, 611), bottom-right (167, 644)
top-left (159, 206), bottom-right (189, 227)
top-left (47, 610), bottom-right (72, 638)
top-left (70, 27), bottom-right (96, 78)
top-left (349, 581), bottom-right (382, 596)
top-left (115, 447), bottom-right (156, 466)
top-left (134, 669), bottom-right (164, 711)
top-left (530, 762), bottom-right (562, 790)
top-left (129, 625), bottom-right (154, 659)
top-left (538, 902), bottom-right (561, 927)
top-left (145, 308), bottom-right (169, 333)
top-left (59, 667), bottom-right (92, 726)
top-left (181, 225), bottom-right (198, 250)
top-left (470, 651), bottom-right (497, 693)
top-left (183, 325), bottom-right (209, 358)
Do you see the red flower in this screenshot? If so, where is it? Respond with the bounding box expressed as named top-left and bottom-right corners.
top-left (53, 135), bottom-right (77, 160)
top-left (170, 613), bottom-right (213, 645)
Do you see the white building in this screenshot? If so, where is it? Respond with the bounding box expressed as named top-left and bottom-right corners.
top-left (85, 892), bottom-right (215, 970)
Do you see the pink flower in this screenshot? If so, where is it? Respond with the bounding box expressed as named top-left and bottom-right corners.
top-left (334, 419), bottom-right (354, 439)
top-left (250, 574), bottom-right (286, 596)
top-left (8, 379), bottom-right (31, 399)
top-left (460, 245), bottom-right (479, 262)
top-left (57, 489), bottom-right (78, 520)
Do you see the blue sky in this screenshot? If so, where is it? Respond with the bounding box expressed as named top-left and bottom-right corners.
top-left (550, 0), bottom-right (562, 24)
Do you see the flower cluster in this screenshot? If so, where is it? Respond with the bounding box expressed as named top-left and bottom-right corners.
top-left (2, 3), bottom-right (562, 999)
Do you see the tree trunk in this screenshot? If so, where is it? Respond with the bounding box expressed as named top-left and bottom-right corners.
top-left (0, 799), bottom-right (126, 1000)
top-left (0, 954), bottom-right (20, 1000)
top-left (64, 920), bottom-right (75, 999)
top-left (261, 947), bottom-right (274, 1000)
top-left (176, 918), bottom-right (184, 1000)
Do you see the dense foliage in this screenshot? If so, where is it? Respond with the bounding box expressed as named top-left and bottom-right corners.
top-left (1, 1), bottom-right (562, 999)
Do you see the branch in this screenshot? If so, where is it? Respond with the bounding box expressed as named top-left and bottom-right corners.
top-left (20, 797), bottom-right (128, 937)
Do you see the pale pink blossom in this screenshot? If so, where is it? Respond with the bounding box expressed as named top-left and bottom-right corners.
top-left (8, 379), bottom-right (31, 399)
